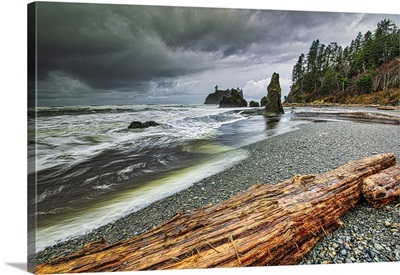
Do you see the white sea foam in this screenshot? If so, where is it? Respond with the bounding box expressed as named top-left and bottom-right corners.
top-left (92, 184), bottom-right (115, 191)
top-left (36, 185), bottom-right (65, 203)
top-left (30, 105), bottom-right (246, 174)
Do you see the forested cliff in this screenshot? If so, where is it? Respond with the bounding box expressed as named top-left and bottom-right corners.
top-left (286, 19), bottom-right (399, 106)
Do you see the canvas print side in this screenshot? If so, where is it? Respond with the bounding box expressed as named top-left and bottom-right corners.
top-left (27, 2), bottom-right (37, 273)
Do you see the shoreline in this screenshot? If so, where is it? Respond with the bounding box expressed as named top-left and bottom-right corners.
top-left (283, 102), bottom-right (400, 110)
top-left (36, 119), bottom-right (400, 266)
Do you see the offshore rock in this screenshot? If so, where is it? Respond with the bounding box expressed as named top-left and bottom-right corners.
top-left (204, 90), bottom-right (232, 104)
top-left (249, 100), bottom-right (260, 107)
top-left (128, 121), bottom-right (160, 129)
top-left (205, 86), bottom-right (244, 105)
top-left (265, 73), bottom-right (284, 116)
top-left (219, 90), bottom-right (247, 108)
top-left (260, 96), bottom-right (267, 107)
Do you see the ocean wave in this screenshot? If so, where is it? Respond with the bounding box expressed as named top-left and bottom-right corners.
top-left (35, 148), bottom-right (249, 252)
top-left (92, 184), bottom-right (115, 191)
top-left (33, 109), bottom-right (239, 173)
top-left (36, 185), bottom-right (65, 203)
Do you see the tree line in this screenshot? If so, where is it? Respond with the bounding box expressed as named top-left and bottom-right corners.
top-left (288, 19), bottom-right (399, 102)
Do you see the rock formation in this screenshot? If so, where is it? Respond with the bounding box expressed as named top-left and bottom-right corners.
top-left (128, 121), bottom-right (160, 129)
top-left (265, 73), bottom-right (284, 116)
top-left (219, 90), bottom-right (247, 107)
top-left (260, 96), bottom-right (267, 107)
top-left (204, 90), bottom-right (232, 104)
top-left (204, 87), bottom-right (245, 105)
top-left (249, 100), bottom-right (260, 107)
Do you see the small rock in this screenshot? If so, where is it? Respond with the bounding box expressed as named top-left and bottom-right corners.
top-left (385, 221), bottom-right (391, 227)
top-left (373, 243), bottom-right (384, 251)
top-left (128, 120), bottom-right (160, 129)
top-left (340, 249), bottom-right (347, 256)
top-left (367, 250), bottom-right (375, 259)
top-left (332, 242), bottom-right (339, 249)
top-left (345, 258), bottom-right (352, 263)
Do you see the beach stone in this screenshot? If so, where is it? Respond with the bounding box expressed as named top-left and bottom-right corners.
top-left (354, 248), bottom-right (361, 255)
top-left (340, 249), bottom-right (347, 256)
top-left (373, 243), bottom-right (384, 251)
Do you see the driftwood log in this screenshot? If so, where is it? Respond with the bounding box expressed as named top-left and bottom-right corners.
top-left (36, 153), bottom-right (397, 274)
top-left (361, 164), bottom-right (400, 208)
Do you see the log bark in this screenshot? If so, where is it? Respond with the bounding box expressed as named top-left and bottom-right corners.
top-left (361, 164), bottom-right (400, 208)
top-left (36, 153), bottom-right (397, 274)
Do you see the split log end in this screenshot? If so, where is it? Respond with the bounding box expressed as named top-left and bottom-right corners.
top-left (361, 164), bottom-right (400, 208)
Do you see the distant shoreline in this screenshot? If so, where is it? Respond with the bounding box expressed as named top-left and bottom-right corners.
top-left (283, 102), bottom-right (400, 110)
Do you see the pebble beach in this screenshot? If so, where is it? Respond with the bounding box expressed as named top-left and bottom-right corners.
top-left (36, 117), bottom-right (400, 267)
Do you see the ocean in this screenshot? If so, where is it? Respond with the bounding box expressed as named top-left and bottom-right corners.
top-left (29, 104), bottom-right (396, 252)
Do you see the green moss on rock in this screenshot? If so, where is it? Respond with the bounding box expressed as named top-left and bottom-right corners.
top-left (264, 73), bottom-right (284, 116)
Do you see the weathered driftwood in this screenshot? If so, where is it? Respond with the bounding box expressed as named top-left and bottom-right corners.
top-left (361, 164), bottom-right (400, 208)
top-left (36, 153), bottom-right (397, 274)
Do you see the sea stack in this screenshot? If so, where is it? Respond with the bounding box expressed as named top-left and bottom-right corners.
top-left (265, 72), bottom-right (284, 116)
top-left (219, 89), bottom-right (247, 108)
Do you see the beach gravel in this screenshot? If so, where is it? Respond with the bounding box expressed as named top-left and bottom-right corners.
top-left (36, 119), bottom-right (400, 266)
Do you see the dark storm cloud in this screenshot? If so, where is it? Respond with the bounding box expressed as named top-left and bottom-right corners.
top-left (36, 3), bottom-right (270, 87)
top-left (34, 2), bottom-right (399, 105)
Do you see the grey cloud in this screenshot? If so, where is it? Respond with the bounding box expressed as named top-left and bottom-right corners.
top-left (33, 2), bottom-right (399, 105)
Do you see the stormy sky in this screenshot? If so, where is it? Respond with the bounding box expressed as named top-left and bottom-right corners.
top-left (31, 2), bottom-right (399, 106)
